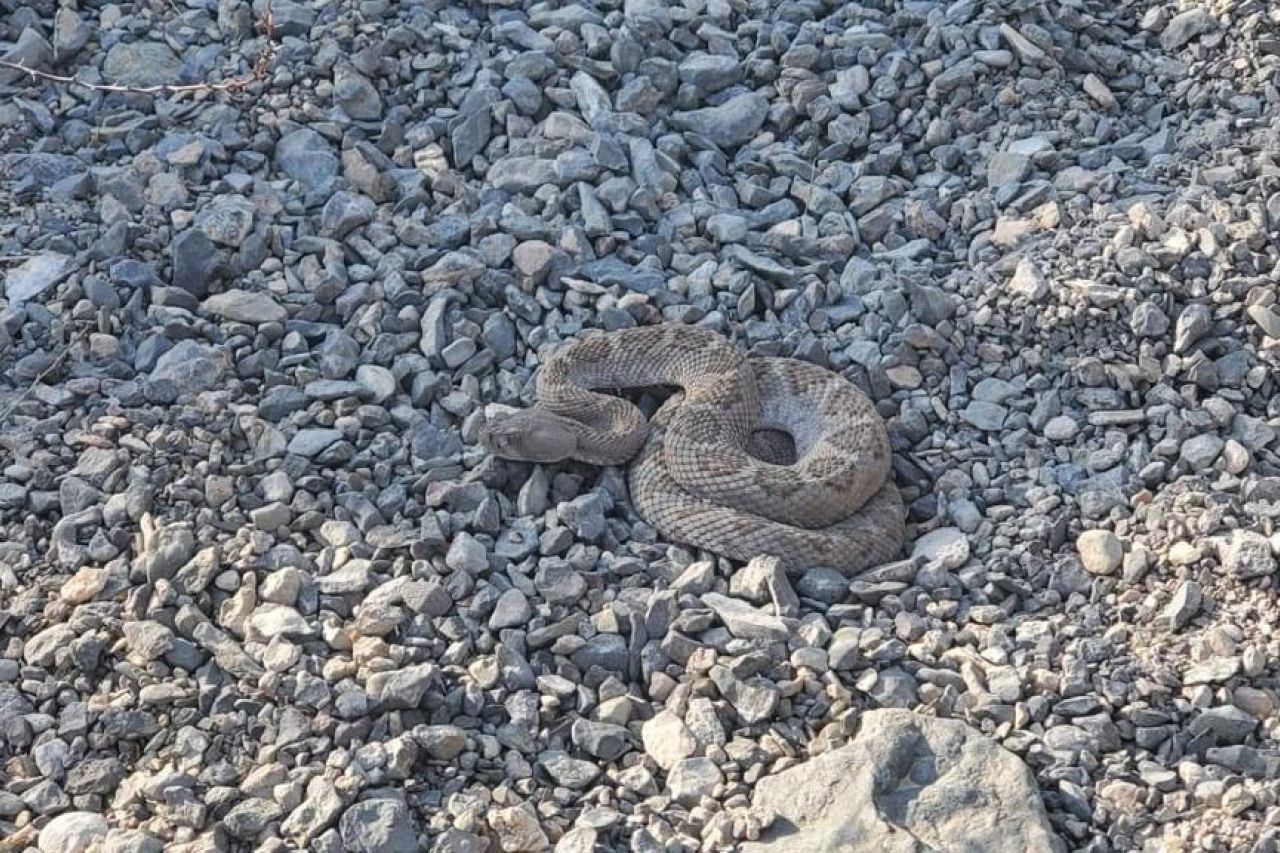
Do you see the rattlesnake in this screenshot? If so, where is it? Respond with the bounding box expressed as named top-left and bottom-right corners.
top-left (485, 325), bottom-right (906, 574)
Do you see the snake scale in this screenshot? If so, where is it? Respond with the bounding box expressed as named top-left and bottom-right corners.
top-left (484, 324), bottom-right (906, 574)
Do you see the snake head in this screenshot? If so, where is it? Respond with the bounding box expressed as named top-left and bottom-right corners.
top-left (483, 408), bottom-right (579, 463)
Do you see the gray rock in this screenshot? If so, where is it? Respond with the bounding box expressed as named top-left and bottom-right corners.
top-left (571, 633), bottom-right (628, 673)
top-left (281, 778), bottom-right (344, 843)
top-left (194, 195), bottom-right (256, 246)
top-left (103, 42), bottom-right (182, 87)
top-left (678, 53), bottom-right (741, 95)
top-left (52, 9), bottom-right (91, 60)
top-left (667, 756), bottom-right (722, 805)
top-left (488, 156), bottom-right (558, 193)
top-left (1180, 434), bottom-right (1225, 468)
top-left (702, 592), bottom-right (790, 641)
top-left (0, 28), bottom-right (53, 84)
top-left (489, 588), bottom-right (533, 630)
top-left (706, 213), bottom-right (748, 243)
top-left (1132, 302), bottom-right (1170, 337)
top-left (334, 63), bottom-right (382, 119)
top-left (988, 152), bottom-right (1031, 187)
top-left (276, 128), bottom-right (339, 184)
top-left (170, 228), bottom-right (221, 296)
top-left (202, 290), bottom-right (287, 324)
top-left (538, 751), bottom-right (601, 790)
top-left (367, 663), bottom-right (437, 709)
top-left (1189, 706), bottom-right (1258, 744)
top-left (912, 527), bottom-right (970, 571)
top-left (433, 829), bottom-right (487, 853)
top-left (672, 93), bottom-right (769, 148)
top-left (571, 718), bottom-right (631, 761)
top-left (641, 710), bottom-right (696, 770)
top-left (1008, 258), bottom-right (1048, 300)
top-left (961, 400), bottom-right (1007, 431)
top-left (93, 829), bottom-right (164, 853)
top-left (1221, 530), bottom-right (1276, 579)
top-left (451, 104), bottom-right (492, 167)
top-left (149, 340), bottom-right (224, 402)
top-left (1161, 8), bottom-right (1215, 50)
top-left (1247, 304), bottom-right (1280, 338)
top-left (317, 328), bottom-right (360, 378)
top-left (417, 725), bottom-right (467, 760)
top-left (4, 253), bottom-right (73, 305)
top-left (445, 532), bottom-right (488, 574)
top-left (224, 797), bottom-right (282, 840)
top-left (709, 665), bottom-right (778, 724)
top-left (1164, 581), bottom-right (1202, 630)
top-left (743, 710), bottom-right (1066, 853)
top-left (1184, 657), bottom-right (1241, 685)
top-left (321, 191), bottom-right (376, 237)
top-left (287, 428), bottom-right (343, 457)
top-left (1174, 303), bottom-right (1213, 353)
top-left (270, 0), bottom-right (316, 36)
top-left (339, 799), bottom-right (417, 853)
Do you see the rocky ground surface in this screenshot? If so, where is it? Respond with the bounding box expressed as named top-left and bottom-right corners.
top-left (1, 0), bottom-right (1279, 851)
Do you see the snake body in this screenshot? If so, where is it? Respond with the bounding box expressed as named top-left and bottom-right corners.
top-left (485, 325), bottom-right (905, 574)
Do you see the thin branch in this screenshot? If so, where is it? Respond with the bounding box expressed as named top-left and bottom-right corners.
top-left (0, 5), bottom-right (276, 97)
top-left (0, 331), bottom-right (84, 426)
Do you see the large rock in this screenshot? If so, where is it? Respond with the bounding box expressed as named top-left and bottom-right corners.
top-left (339, 799), bottom-right (417, 853)
top-left (201, 290), bottom-right (287, 324)
top-left (275, 127), bottom-right (339, 184)
top-left (38, 811), bottom-right (109, 853)
top-left (672, 92), bottom-right (769, 148)
top-left (103, 41), bottom-right (182, 88)
top-left (147, 340), bottom-right (224, 403)
top-left (742, 710), bottom-right (1065, 853)
top-left (4, 253), bottom-right (73, 305)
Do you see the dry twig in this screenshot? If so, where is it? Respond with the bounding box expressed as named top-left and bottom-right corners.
top-left (0, 5), bottom-right (277, 97)
top-left (0, 330), bottom-right (85, 426)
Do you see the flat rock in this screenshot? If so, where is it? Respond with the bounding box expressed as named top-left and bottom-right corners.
top-left (672, 93), bottom-right (769, 148)
top-left (339, 799), bottom-right (417, 853)
top-left (103, 41), bottom-right (182, 87)
top-left (743, 710), bottom-right (1066, 853)
top-left (275, 127), bottom-right (339, 184)
top-left (912, 527), bottom-right (969, 571)
top-left (202, 290), bottom-right (287, 324)
top-left (641, 710), bottom-right (696, 770)
top-left (1161, 8), bottom-right (1215, 50)
top-left (4, 253), bottom-right (73, 304)
top-left (701, 592), bottom-right (790, 641)
top-left (148, 341), bottom-right (225, 402)
top-left (38, 811), bottom-right (109, 853)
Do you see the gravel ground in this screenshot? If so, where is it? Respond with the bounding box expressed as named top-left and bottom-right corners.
top-left (1, 0), bottom-right (1279, 851)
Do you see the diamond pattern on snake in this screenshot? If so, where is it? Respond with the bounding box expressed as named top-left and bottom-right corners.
top-left (485, 324), bottom-right (905, 575)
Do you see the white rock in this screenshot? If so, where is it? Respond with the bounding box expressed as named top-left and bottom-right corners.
top-left (1010, 260), bottom-right (1048, 301)
top-left (1077, 530), bottom-right (1123, 575)
top-left (488, 805), bottom-right (549, 852)
top-left (5, 253), bottom-right (74, 304)
top-left (742, 710), bottom-right (1065, 852)
top-left (248, 604), bottom-right (314, 639)
top-left (912, 527), bottom-right (969, 571)
top-left (641, 710), bottom-right (697, 770)
top-left (667, 756), bottom-right (723, 805)
top-left (1043, 415), bottom-right (1079, 441)
top-left (38, 811), bottom-right (109, 853)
